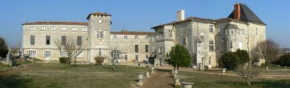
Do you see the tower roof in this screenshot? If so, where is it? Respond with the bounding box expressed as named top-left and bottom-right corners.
top-left (87, 12), bottom-right (111, 19)
top-left (228, 3), bottom-right (265, 25)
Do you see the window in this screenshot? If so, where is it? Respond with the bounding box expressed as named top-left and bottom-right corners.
top-left (51, 27), bottom-right (56, 31)
top-left (135, 55), bottom-right (138, 61)
top-left (241, 29), bottom-right (245, 35)
top-left (239, 42), bottom-right (243, 49)
top-left (77, 36), bottom-right (82, 46)
top-left (226, 30), bottom-right (229, 36)
top-left (30, 26), bottom-right (36, 31)
top-left (124, 35), bottom-right (128, 40)
top-left (111, 50), bottom-right (119, 60)
top-left (82, 28), bottom-right (87, 32)
top-left (152, 37), bottom-right (155, 42)
top-left (30, 35), bottom-right (35, 45)
top-left (100, 31), bottom-right (104, 38)
top-left (135, 35), bottom-right (138, 40)
top-left (145, 45), bottom-right (149, 52)
top-left (168, 30), bottom-right (173, 37)
top-left (219, 30), bottom-right (223, 36)
top-left (97, 31), bottom-right (100, 38)
top-left (125, 55), bottom-right (128, 61)
top-left (61, 36), bottom-right (66, 45)
top-left (159, 47), bottom-right (162, 54)
top-left (46, 36), bottom-right (50, 45)
top-left (145, 36), bottom-right (148, 40)
top-left (72, 28), bottom-right (77, 32)
top-left (62, 27), bottom-right (66, 31)
top-left (146, 54), bottom-right (149, 59)
top-left (113, 35), bottom-right (117, 40)
top-left (28, 50), bottom-right (36, 57)
top-left (135, 45), bottom-right (139, 53)
top-left (256, 28), bottom-right (259, 35)
top-left (231, 30), bottom-right (233, 34)
top-left (209, 41), bottom-right (214, 51)
top-left (99, 48), bottom-right (102, 56)
top-left (77, 52), bottom-right (83, 57)
top-left (41, 26), bottom-right (46, 31)
top-left (97, 30), bottom-right (104, 38)
top-left (209, 57), bottom-right (211, 65)
top-left (209, 25), bottom-right (214, 32)
top-left (60, 51), bottom-right (68, 57)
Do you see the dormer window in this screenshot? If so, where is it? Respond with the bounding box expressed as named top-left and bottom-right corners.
top-left (135, 35), bottom-right (138, 40)
top-left (41, 26), bottom-right (46, 31)
top-left (62, 27), bottom-right (66, 31)
top-left (51, 27), bottom-right (56, 31)
top-left (30, 26), bottom-right (35, 31)
top-left (72, 28), bottom-right (77, 32)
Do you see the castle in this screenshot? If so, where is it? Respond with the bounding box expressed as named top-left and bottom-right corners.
top-left (22, 3), bottom-right (266, 67)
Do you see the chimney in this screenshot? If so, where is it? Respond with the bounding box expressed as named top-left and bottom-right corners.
top-left (176, 10), bottom-right (185, 21)
top-left (234, 2), bottom-right (241, 20)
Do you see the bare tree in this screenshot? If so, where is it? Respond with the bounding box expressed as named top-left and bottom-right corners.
top-left (255, 39), bottom-right (279, 68)
top-left (236, 66), bottom-right (260, 86)
top-left (10, 41), bottom-right (21, 58)
top-left (54, 36), bottom-right (86, 67)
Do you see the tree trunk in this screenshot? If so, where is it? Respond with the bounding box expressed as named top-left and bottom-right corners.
top-left (246, 80), bottom-right (251, 86)
top-left (177, 65), bottom-right (180, 70)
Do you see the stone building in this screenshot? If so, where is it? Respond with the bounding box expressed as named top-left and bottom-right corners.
top-left (22, 12), bottom-right (154, 63)
top-left (151, 3), bottom-right (266, 68)
top-left (22, 3), bottom-right (266, 67)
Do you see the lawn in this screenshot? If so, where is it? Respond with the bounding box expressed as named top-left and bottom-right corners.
top-left (177, 69), bottom-right (290, 88)
top-left (0, 63), bottom-right (12, 71)
top-left (0, 63), bottom-right (150, 88)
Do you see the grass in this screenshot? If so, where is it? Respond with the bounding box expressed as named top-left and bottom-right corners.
top-left (0, 63), bottom-right (149, 88)
top-left (177, 70), bottom-right (290, 88)
top-left (0, 63), bottom-right (12, 71)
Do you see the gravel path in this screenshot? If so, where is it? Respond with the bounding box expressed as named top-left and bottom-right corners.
top-left (142, 70), bottom-right (174, 88)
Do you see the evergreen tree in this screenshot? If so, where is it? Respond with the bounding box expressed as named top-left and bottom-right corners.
top-left (236, 49), bottom-right (250, 64)
top-left (0, 37), bottom-right (8, 58)
top-left (165, 44), bottom-right (191, 69)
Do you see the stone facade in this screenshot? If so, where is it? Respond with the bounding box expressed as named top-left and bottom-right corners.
top-left (22, 12), bottom-right (154, 63)
top-left (151, 3), bottom-right (266, 67)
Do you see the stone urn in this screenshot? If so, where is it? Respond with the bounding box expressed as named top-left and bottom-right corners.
top-left (146, 72), bottom-right (150, 78)
top-left (151, 67), bottom-right (155, 73)
top-left (182, 82), bottom-right (194, 88)
top-left (174, 69), bottom-right (178, 74)
top-left (174, 78), bottom-right (181, 86)
top-left (138, 73), bottom-right (143, 82)
top-left (136, 73), bottom-right (144, 87)
top-left (222, 68), bottom-right (226, 75)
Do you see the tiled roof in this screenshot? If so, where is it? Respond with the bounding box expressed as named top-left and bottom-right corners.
top-left (110, 31), bottom-right (155, 35)
top-left (87, 12), bottom-right (111, 19)
top-left (22, 21), bottom-right (87, 25)
top-left (151, 17), bottom-right (215, 29)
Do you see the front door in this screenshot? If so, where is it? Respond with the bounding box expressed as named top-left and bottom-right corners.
top-left (44, 51), bottom-right (51, 60)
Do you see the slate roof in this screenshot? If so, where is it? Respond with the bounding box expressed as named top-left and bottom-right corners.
top-left (228, 3), bottom-right (265, 25)
top-left (22, 21), bottom-right (87, 25)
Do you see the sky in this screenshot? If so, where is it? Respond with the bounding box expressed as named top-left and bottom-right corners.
top-left (0, 0), bottom-right (289, 48)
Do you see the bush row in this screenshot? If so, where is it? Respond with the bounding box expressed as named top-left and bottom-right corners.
top-left (218, 49), bottom-right (250, 70)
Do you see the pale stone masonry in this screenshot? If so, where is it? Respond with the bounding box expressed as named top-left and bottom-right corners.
top-left (22, 3), bottom-right (266, 67)
top-left (151, 3), bottom-right (266, 67)
top-left (22, 12), bottom-right (154, 63)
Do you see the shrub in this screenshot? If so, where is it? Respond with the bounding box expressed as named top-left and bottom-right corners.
top-left (218, 52), bottom-right (240, 70)
top-left (59, 57), bottom-right (68, 63)
top-left (277, 53), bottom-right (290, 66)
top-left (94, 56), bottom-right (105, 65)
top-left (236, 49), bottom-right (250, 64)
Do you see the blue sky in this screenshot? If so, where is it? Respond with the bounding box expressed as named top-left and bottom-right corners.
top-left (0, 0), bottom-right (289, 48)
